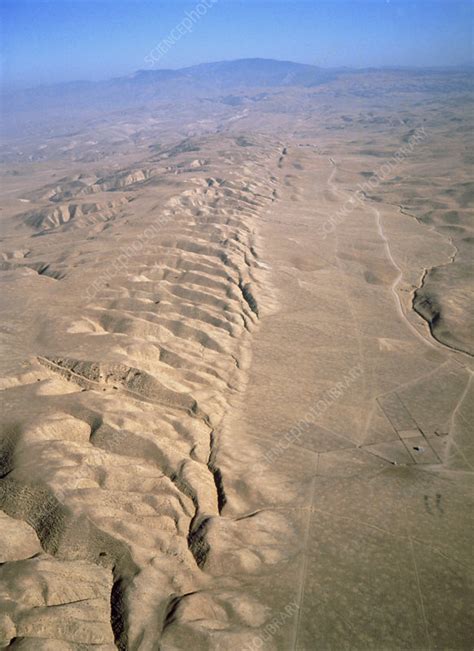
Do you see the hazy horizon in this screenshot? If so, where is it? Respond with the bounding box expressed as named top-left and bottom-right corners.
top-left (3, 56), bottom-right (474, 93)
top-left (1, 0), bottom-right (473, 90)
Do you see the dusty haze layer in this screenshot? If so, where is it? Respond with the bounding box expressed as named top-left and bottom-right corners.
top-left (0, 63), bottom-right (473, 650)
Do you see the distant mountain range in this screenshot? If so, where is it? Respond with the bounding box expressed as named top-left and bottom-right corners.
top-left (2, 59), bottom-right (338, 114)
top-left (2, 58), bottom-right (472, 122)
top-left (130, 58), bottom-right (337, 88)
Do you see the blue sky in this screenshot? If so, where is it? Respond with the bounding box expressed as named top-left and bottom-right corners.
top-left (1, 0), bottom-right (473, 87)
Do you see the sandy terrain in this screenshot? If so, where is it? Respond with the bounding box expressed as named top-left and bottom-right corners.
top-left (0, 67), bottom-right (472, 649)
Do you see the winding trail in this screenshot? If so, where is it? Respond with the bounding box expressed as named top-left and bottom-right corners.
top-left (372, 205), bottom-right (438, 352)
top-left (330, 159), bottom-right (471, 364)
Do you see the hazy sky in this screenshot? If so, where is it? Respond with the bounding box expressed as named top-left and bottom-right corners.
top-left (1, 0), bottom-right (473, 87)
